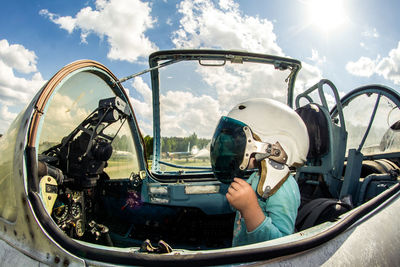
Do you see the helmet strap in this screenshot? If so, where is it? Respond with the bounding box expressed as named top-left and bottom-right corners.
top-left (257, 159), bottom-right (290, 199)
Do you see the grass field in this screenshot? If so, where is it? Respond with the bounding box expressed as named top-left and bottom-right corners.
top-left (105, 157), bottom-right (138, 179)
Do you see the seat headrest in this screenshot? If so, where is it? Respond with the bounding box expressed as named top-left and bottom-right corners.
top-left (295, 104), bottom-right (329, 159)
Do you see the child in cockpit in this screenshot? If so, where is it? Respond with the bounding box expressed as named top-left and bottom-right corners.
top-left (210, 98), bottom-right (309, 246)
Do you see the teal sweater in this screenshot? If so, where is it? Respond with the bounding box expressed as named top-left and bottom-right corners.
top-left (232, 173), bottom-right (300, 246)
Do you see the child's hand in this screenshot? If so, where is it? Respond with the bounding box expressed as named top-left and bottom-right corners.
top-left (226, 177), bottom-right (265, 232)
top-left (226, 178), bottom-right (258, 213)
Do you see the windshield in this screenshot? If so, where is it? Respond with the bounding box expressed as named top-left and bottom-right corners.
top-left (150, 52), bottom-right (300, 175)
top-left (37, 71), bottom-right (140, 180)
top-left (340, 92), bottom-right (400, 156)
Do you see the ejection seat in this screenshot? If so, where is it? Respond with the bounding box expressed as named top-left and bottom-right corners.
top-left (294, 79), bottom-right (347, 200)
top-left (294, 80), bottom-right (351, 231)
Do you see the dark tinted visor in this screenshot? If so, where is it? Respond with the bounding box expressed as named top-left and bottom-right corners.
top-left (210, 116), bottom-right (248, 183)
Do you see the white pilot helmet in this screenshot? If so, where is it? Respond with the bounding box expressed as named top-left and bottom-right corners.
top-left (226, 98), bottom-right (309, 197)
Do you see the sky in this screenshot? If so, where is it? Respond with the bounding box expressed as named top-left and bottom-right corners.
top-left (0, 0), bottom-right (400, 135)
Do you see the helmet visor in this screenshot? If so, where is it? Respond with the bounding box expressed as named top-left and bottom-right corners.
top-left (210, 116), bottom-right (248, 183)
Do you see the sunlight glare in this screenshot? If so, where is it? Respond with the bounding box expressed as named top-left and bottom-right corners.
top-left (308, 0), bottom-right (347, 32)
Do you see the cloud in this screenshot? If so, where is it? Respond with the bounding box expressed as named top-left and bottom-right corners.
top-left (0, 39), bottom-right (46, 133)
top-left (37, 93), bottom-right (90, 144)
top-left (307, 49), bottom-right (326, 65)
top-left (376, 42), bottom-right (400, 85)
top-left (197, 63), bottom-right (292, 108)
top-left (128, 77), bottom-right (153, 135)
top-left (40, 0), bottom-right (158, 62)
top-left (127, 75), bottom-right (221, 138)
top-left (0, 39), bottom-right (38, 73)
top-left (346, 41), bottom-right (400, 85)
top-left (39, 9), bottom-right (76, 34)
top-left (161, 91), bottom-right (220, 137)
top-left (346, 56), bottom-right (377, 77)
top-left (0, 105), bottom-right (16, 125)
top-left (172, 0), bottom-right (283, 55)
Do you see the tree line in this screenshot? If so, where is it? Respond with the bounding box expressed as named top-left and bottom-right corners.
top-left (143, 133), bottom-right (210, 158)
top-left (114, 133), bottom-right (210, 159)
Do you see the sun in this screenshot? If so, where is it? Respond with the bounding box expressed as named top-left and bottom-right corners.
top-left (307, 0), bottom-right (347, 32)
